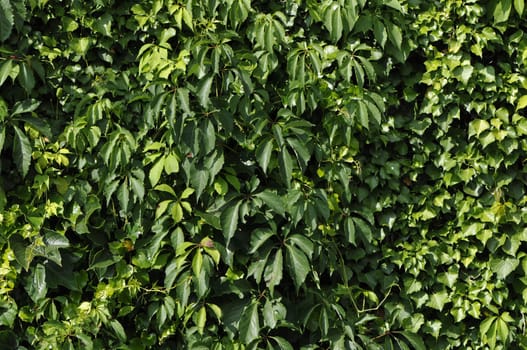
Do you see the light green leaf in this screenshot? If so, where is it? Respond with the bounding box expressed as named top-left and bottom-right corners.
top-left (0, 59), bottom-right (14, 86)
top-left (285, 244), bottom-right (310, 291)
top-left (154, 183), bottom-right (177, 197)
top-left (491, 257), bottom-right (519, 279)
top-left (149, 158), bottom-right (164, 187)
top-left (192, 249), bottom-right (203, 276)
top-left (171, 202), bottom-right (183, 222)
top-left (515, 0), bottom-right (524, 15)
top-left (196, 305), bottom-right (207, 334)
top-left (239, 301), bottom-right (260, 344)
top-left (221, 200), bottom-right (242, 245)
top-left (13, 126), bottom-right (31, 177)
top-left (468, 119), bottom-right (490, 138)
top-left (426, 289), bottom-right (449, 311)
top-left (517, 95), bottom-right (527, 110)
top-left (494, 0), bottom-right (512, 23)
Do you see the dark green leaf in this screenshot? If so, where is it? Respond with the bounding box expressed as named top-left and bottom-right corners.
top-left (0, 0), bottom-right (13, 42)
top-left (285, 244), bottom-right (310, 291)
top-left (239, 300), bottom-right (260, 344)
top-left (26, 263), bottom-right (47, 303)
top-left (221, 200), bottom-right (242, 245)
top-left (13, 125), bottom-right (31, 177)
top-left (255, 190), bottom-right (285, 216)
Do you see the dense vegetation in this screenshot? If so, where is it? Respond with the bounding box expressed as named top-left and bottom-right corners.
top-left (1, 0), bottom-right (527, 348)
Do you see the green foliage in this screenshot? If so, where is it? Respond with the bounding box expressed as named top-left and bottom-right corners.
top-left (1, 0), bottom-right (527, 349)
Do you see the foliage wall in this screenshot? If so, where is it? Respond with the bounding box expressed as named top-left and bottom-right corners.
top-left (1, 0), bottom-right (527, 348)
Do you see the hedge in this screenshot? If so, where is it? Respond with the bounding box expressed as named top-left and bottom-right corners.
top-left (1, 0), bottom-right (527, 349)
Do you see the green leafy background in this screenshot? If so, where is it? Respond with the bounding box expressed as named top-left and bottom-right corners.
top-left (1, 0), bottom-right (527, 349)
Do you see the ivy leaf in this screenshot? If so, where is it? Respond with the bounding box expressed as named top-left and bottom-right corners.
top-left (239, 301), bottom-right (260, 344)
top-left (285, 244), bottom-right (310, 291)
top-left (491, 258), bottom-right (519, 279)
top-left (426, 290), bottom-right (449, 311)
top-left (13, 126), bottom-right (31, 178)
top-left (400, 331), bottom-right (426, 350)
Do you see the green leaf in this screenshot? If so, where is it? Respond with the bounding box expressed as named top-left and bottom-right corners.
top-left (239, 301), bottom-right (260, 344)
top-left (221, 200), bottom-right (242, 245)
top-left (400, 332), bottom-right (426, 350)
top-left (9, 235), bottom-right (30, 270)
top-left (0, 301), bottom-right (17, 328)
top-left (285, 244), bottom-right (310, 291)
top-left (249, 228), bottom-right (275, 253)
top-left (255, 190), bottom-right (285, 216)
top-left (256, 139), bottom-right (273, 174)
top-left (18, 62), bottom-right (35, 93)
top-left (13, 126), bottom-right (31, 177)
top-left (264, 249), bottom-right (283, 293)
top-left (149, 158), bottom-right (164, 187)
top-left (344, 217), bottom-right (356, 245)
top-left (514, 0), bottom-right (524, 15)
top-left (468, 119), bottom-right (490, 138)
top-left (491, 257), bottom-right (519, 279)
top-left (196, 305), bottom-right (207, 334)
top-left (192, 249), bottom-right (203, 276)
top-left (16, 116), bottom-right (51, 137)
top-left (197, 76), bottom-right (214, 108)
top-left (110, 319), bottom-right (127, 342)
top-left (0, 0), bottom-right (14, 42)
top-left (494, 0), bottom-right (512, 23)
top-left (117, 181), bottom-right (129, 213)
top-left (11, 98), bottom-right (40, 116)
top-left (26, 263), bottom-right (47, 303)
top-left (387, 22), bottom-right (403, 51)
top-left (270, 336), bottom-right (294, 350)
top-left (279, 148), bottom-right (293, 188)
top-left (426, 289), bottom-right (449, 311)
top-left (0, 59), bottom-right (14, 86)
top-left (517, 95), bottom-right (527, 110)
